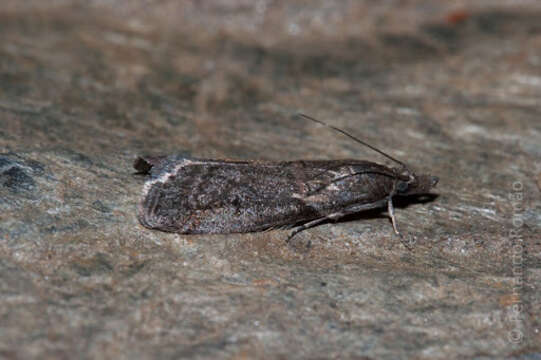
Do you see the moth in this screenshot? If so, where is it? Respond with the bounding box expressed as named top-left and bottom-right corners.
top-left (134, 114), bottom-right (438, 243)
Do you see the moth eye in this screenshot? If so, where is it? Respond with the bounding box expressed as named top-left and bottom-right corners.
top-left (397, 181), bottom-right (408, 192)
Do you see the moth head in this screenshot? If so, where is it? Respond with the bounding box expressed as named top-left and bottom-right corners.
top-left (396, 170), bottom-right (439, 196)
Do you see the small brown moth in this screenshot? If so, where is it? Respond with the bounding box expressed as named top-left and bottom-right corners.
top-left (135, 114), bottom-right (438, 246)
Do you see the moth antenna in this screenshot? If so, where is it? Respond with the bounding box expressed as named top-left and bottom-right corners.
top-left (298, 113), bottom-right (408, 170)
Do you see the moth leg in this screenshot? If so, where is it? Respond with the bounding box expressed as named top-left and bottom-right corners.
top-left (286, 217), bottom-right (334, 243)
top-left (387, 196), bottom-right (401, 236)
top-left (387, 194), bottom-right (416, 249)
top-left (286, 199), bottom-right (388, 242)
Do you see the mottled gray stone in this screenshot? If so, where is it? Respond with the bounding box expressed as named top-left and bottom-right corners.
top-left (0, 1), bottom-right (540, 359)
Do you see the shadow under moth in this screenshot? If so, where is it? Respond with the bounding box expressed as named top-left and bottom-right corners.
top-left (134, 114), bottom-right (438, 246)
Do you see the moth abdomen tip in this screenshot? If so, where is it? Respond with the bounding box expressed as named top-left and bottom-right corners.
top-left (133, 156), bottom-right (153, 174)
top-left (133, 155), bottom-right (168, 174)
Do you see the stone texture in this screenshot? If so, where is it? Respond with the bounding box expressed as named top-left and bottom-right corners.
top-left (1, 1), bottom-right (540, 359)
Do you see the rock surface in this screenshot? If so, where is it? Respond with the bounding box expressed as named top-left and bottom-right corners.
top-left (1, 1), bottom-right (540, 359)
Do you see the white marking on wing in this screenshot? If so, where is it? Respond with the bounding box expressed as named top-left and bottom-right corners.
top-left (142, 159), bottom-right (196, 196)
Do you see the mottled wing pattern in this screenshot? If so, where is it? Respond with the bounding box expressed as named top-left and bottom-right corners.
top-left (136, 156), bottom-right (397, 234)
